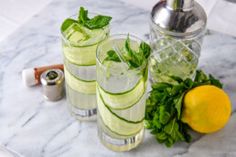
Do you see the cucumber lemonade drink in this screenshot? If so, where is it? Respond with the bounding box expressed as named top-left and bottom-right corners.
top-left (96, 34), bottom-right (151, 151)
top-left (61, 7), bottom-right (111, 121)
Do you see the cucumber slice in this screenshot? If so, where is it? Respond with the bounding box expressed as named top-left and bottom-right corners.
top-left (64, 67), bottom-right (96, 94)
top-left (99, 92), bottom-right (146, 123)
top-left (63, 23), bottom-right (109, 47)
top-left (97, 78), bottom-right (146, 110)
top-left (66, 83), bottom-right (96, 109)
top-left (62, 24), bottom-right (109, 66)
top-left (97, 92), bottom-right (143, 136)
top-left (63, 43), bottom-right (97, 66)
top-left (110, 93), bottom-right (146, 123)
top-left (64, 58), bottom-right (96, 81)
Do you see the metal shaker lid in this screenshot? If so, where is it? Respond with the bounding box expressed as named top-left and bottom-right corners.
top-left (151, 0), bottom-right (207, 38)
top-left (40, 69), bottom-right (64, 101)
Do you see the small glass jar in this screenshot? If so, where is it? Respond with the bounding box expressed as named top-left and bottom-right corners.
top-left (149, 0), bottom-right (207, 83)
top-left (96, 34), bottom-right (148, 151)
top-left (61, 14), bottom-right (110, 121)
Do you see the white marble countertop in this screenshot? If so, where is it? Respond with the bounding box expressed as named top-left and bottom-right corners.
top-left (0, 0), bottom-right (236, 156)
top-left (1, 0), bottom-right (236, 42)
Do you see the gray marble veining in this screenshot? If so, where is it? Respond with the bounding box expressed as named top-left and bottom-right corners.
top-left (0, 0), bottom-right (236, 157)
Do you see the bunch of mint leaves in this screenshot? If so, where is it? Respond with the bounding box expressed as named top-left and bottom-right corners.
top-left (61, 7), bottom-right (112, 32)
top-left (104, 35), bottom-right (151, 69)
top-left (145, 70), bottom-right (223, 147)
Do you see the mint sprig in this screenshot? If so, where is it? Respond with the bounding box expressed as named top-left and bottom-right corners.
top-left (104, 35), bottom-right (151, 69)
top-left (61, 7), bottom-right (112, 32)
top-left (78, 7), bottom-right (112, 29)
top-left (145, 70), bottom-right (223, 147)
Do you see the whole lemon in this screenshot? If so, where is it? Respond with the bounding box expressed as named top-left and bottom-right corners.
top-left (182, 85), bottom-right (231, 133)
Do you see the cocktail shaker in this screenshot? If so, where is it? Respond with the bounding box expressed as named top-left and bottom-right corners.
top-left (149, 0), bottom-right (207, 83)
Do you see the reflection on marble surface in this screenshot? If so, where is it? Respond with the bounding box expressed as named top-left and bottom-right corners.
top-left (0, 0), bottom-right (236, 157)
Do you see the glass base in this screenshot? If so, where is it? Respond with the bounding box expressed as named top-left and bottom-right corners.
top-left (66, 83), bottom-right (97, 121)
top-left (69, 104), bottom-right (97, 121)
top-left (97, 115), bottom-right (144, 151)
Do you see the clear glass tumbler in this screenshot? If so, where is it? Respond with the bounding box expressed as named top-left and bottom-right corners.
top-left (149, 0), bottom-right (207, 83)
top-left (149, 23), bottom-right (204, 83)
top-left (96, 34), bottom-right (148, 151)
top-left (61, 14), bottom-right (110, 121)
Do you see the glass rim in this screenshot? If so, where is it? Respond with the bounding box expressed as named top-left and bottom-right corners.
top-left (96, 33), bottom-right (148, 71)
top-left (60, 13), bottom-right (110, 48)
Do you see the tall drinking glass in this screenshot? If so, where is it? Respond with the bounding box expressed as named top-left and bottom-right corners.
top-left (61, 14), bottom-right (110, 121)
top-left (96, 34), bottom-right (148, 151)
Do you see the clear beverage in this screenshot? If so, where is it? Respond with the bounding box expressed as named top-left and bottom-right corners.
top-left (61, 15), bottom-right (109, 121)
top-left (149, 22), bottom-right (204, 83)
top-left (96, 34), bottom-right (148, 151)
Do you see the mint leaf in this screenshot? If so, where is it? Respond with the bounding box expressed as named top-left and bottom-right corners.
top-left (163, 118), bottom-right (185, 147)
top-left (152, 82), bottom-right (172, 91)
top-left (84, 15), bottom-right (112, 29)
top-left (183, 78), bottom-right (194, 88)
top-left (170, 75), bottom-right (183, 83)
top-left (104, 35), bottom-right (151, 70)
top-left (78, 7), bottom-right (90, 25)
top-left (174, 93), bottom-right (184, 119)
top-left (124, 35), bottom-right (143, 68)
top-left (139, 42), bottom-right (151, 59)
top-left (156, 132), bottom-right (168, 141)
top-left (179, 122), bottom-right (192, 142)
top-left (104, 50), bottom-right (121, 62)
top-left (209, 74), bottom-right (223, 88)
top-left (78, 7), bottom-right (112, 29)
top-left (159, 106), bottom-right (171, 124)
top-left (170, 84), bottom-right (185, 96)
top-left (194, 70), bottom-right (208, 83)
top-left (61, 18), bottom-right (78, 32)
top-left (124, 35), bottom-right (151, 69)
top-left (194, 70), bottom-right (223, 88)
